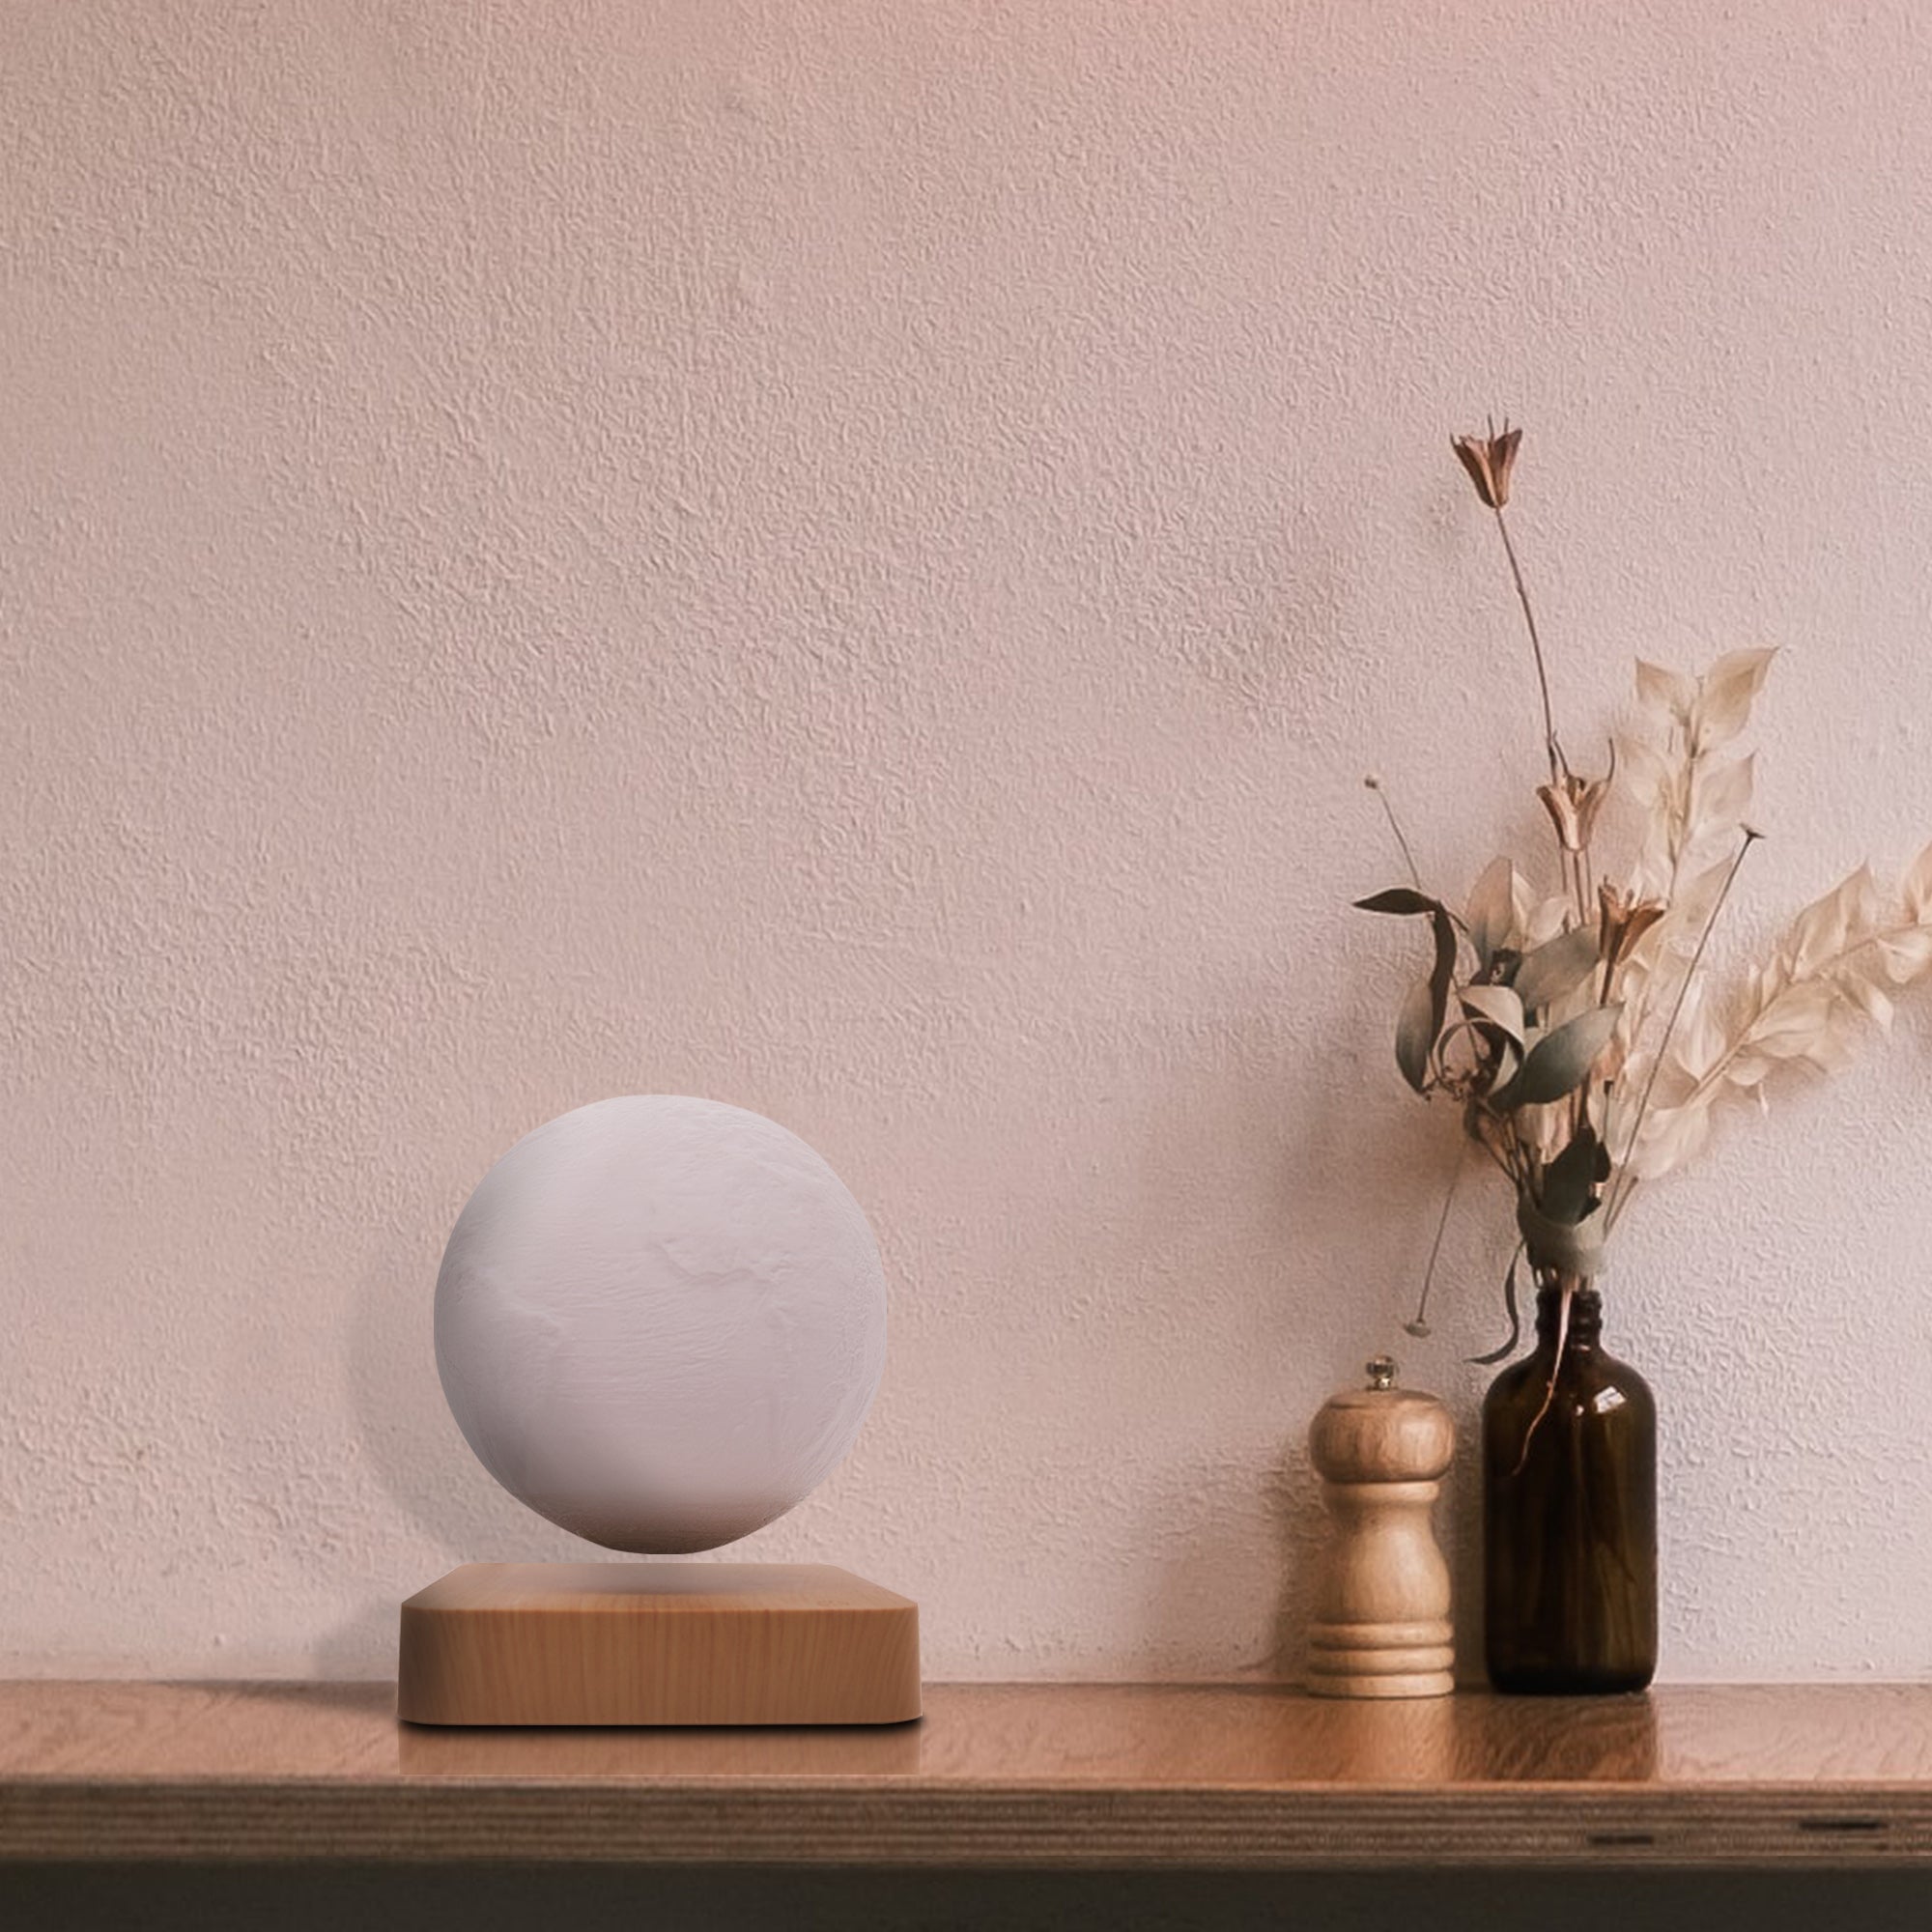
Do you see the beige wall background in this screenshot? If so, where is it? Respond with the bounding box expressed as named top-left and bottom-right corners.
top-left (5, 0), bottom-right (1931, 1681)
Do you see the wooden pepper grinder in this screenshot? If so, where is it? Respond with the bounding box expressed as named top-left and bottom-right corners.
top-left (1305, 1355), bottom-right (1456, 1698)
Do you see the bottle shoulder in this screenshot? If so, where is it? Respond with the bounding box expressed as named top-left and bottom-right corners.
top-left (1584, 1348), bottom-right (1657, 1410)
top-left (1482, 1352), bottom-right (1545, 1407)
top-left (1482, 1344), bottom-right (1656, 1414)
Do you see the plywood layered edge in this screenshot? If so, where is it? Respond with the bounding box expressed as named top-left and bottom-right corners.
top-left (4, 1682), bottom-right (1932, 1867)
top-left (8, 1781), bottom-right (1932, 1868)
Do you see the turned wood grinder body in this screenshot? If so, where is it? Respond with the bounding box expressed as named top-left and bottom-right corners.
top-left (1306, 1356), bottom-right (1455, 1698)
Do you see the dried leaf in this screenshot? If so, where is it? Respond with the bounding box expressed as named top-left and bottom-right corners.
top-left (1631, 753), bottom-right (1690, 899)
top-left (1466, 856), bottom-right (1518, 970)
top-left (1517, 1196), bottom-right (1609, 1277)
top-left (1520, 893), bottom-right (1573, 950)
top-left (1467, 1244), bottom-right (1526, 1366)
top-left (1842, 976), bottom-right (1895, 1031)
top-left (1510, 867), bottom-right (1538, 940)
top-left (1878, 927), bottom-right (1932, 983)
top-left (1904, 840), bottom-right (1932, 923)
top-left (1779, 865), bottom-right (1880, 980)
top-left (1460, 982), bottom-right (1526, 1045)
top-left (1511, 1094), bottom-right (1571, 1165)
top-left (1500, 1003), bottom-right (1624, 1108)
top-left (1541, 1123), bottom-right (1607, 1224)
top-left (1662, 857), bottom-right (1734, 940)
top-left (1354, 888), bottom-right (1439, 917)
top-left (1618, 736), bottom-right (1670, 810)
top-left (1668, 987), bottom-right (1726, 1084)
top-left (1692, 647), bottom-right (1776, 753)
top-left (1488, 1037), bottom-right (1524, 1091)
top-left (1691, 754), bottom-right (1755, 842)
top-left (1635, 660), bottom-right (1697, 722)
top-left (1357, 888), bottom-right (1460, 1077)
top-left (1802, 1018), bottom-right (1865, 1074)
top-left (1744, 980), bottom-right (1842, 1059)
top-left (1510, 923), bottom-right (1601, 1015)
top-left (1395, 977), bottom-right (1437, 1094)
top-left (1632, 1099), bottom-right (1715, 1179)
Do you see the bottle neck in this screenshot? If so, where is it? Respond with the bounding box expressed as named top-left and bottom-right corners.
top-left (1533, 1282), bottom-right (1603, 1350)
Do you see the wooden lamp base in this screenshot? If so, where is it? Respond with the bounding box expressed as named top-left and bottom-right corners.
top-left (398, 1563), bottom-right (922, 1726)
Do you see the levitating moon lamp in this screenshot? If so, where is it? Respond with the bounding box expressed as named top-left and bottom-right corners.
top-left (396, 1096), bottom-right (920, 1726)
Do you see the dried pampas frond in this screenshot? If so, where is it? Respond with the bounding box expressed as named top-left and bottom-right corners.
top-left (1626, 848), bottom-right (1932, 1181)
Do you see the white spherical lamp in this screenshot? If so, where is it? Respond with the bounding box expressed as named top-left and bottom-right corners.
top-left (434, 1094), bottom-right (888, 1554)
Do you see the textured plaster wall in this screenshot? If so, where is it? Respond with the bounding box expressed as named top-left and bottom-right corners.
top-left (4, 0), bottom-right (1932, 1682)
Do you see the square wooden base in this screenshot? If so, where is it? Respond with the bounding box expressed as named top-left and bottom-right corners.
top-left (397, 1562), bottom-right (922, 1726)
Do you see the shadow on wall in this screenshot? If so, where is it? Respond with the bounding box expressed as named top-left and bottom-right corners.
top-left (1263, 1435), bottom-right (1327, 1679)
top-left (1125, 1457), bottom-right (1298, 1681)
top-left (1092, 1001), bottom-right (1379, 1680)
top-left (1109, 984), bottom-right (1465, 1678)
top-left (335, 1228), bottom-right (582, 1675)
top-left (347, 1231), bottom-right (542, 1549)
top-left (309, 1600), bottom-right (410, 1680)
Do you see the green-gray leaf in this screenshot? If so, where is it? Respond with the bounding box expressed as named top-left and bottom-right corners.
top-left (1395, 978), bottom-right (1436, 1094)
top-left (1510, 923), bottom-right (1601, 1015)
top-left (1459, 982), bottom-right (1525, 1045)
top-left (1487, 1037), bottom-right (1523, 1093)
top-left (1500, 1004), bottom-right (1623, 1108)
top-left (1354, 887), bottom-right (1438, 917)
top-left (1468, 1242), bottom-right (1526, 1365)
top-left (1540, 1123), bottom-right (1609, 1224)
top-left (1356, 888), bottom-right (1460, 1073)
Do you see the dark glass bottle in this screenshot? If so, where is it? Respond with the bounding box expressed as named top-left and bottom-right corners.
top-left (1483, 1283), bottom-right (1657, 1693)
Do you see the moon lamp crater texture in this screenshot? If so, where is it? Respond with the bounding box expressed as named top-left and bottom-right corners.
top-left (434, 1095), bottom-right (888, 1553)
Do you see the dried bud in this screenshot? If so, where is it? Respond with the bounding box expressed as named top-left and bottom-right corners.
top-left (1537, 770), bottom-right (1610, 855)
top-left (1598, 882), bottom-right (1667, 973)
top-left (1452, 426), bottom-right (1522, 509)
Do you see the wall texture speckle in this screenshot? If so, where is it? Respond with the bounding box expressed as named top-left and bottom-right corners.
top-left (5, 0), bottom-right (1931, 1681)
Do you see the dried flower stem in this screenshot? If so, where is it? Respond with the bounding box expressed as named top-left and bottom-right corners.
top-left (1364, 776), bottom-right (1424, 892)
top-left (1605, 825), bottom-right (1762, 1230)
top-left (1491, 503), bottom-right (1593, 932)
top-left (1492, 506), bottom-right (1565, 787)
top-left (1405, 1138), bottom-right (1466, 1338)
top-left (1511, 1274), bottom-right (1576, 1476)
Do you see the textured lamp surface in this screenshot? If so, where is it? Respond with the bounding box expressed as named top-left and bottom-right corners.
top-left (434, 1095), bottom-right (888, 1553)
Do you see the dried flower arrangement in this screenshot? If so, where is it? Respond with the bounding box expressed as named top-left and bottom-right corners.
top-left (1360, 426), bottom-right (1932, 1403)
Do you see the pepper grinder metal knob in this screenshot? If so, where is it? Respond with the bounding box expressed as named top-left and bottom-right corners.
top-left (1305, 1356), bottom-right (1456, 1698)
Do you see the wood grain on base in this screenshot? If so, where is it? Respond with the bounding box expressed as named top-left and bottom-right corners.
top-left (5, 1683), bottom-right (1932, 1865)
top-left (397, 1563), bottom-right (922, 1725)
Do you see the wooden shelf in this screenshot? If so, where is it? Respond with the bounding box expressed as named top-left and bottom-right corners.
top-left (3, 1682), bottom-right (1931, 1867)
